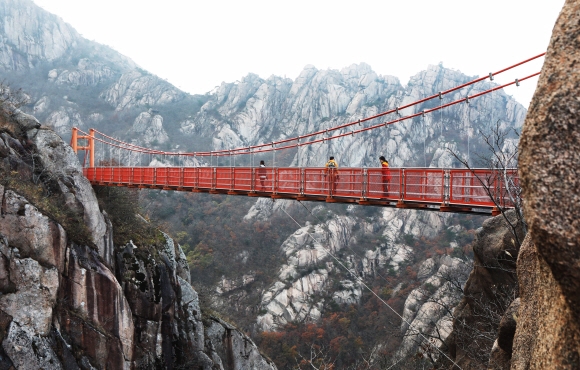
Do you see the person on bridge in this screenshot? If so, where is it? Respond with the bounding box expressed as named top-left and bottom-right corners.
top-left (325, 156), bottom-right (339, 195)
top-left (379, 156), bottom-right (391, 197)
top-left (258, 160), bottom-right (267, 190)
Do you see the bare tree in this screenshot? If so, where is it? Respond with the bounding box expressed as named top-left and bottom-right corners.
top-left (448, 119), bottom-right (526, 247)
top-left (294, 344), bottom-right (336, 370)
top-left (395, 249), bottom-right (517, 369)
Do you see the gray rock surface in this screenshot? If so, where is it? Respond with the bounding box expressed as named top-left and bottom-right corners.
top-left (0, 0), bottom-right (77, 70)
top-left (0, 100), bottom-right (277, 368)
top-left (27, 127), bottom-right (114, 266)
top-left (488, 297), bottom-right (520, 369)
top-left (207, 317), bottom-right (276, 370)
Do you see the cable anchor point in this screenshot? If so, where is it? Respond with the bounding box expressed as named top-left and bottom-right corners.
top-left (438, 92), bottom-right (443, 100)
top-left (489, 72), bottom-right (494, 81)
top-left (465, 96), bottom-right (470, 104)
top-left (515, 78), bottom-right (520, 87)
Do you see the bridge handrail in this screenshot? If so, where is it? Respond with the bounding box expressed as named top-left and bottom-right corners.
top-left (83, 166), bottom-right (517, 211)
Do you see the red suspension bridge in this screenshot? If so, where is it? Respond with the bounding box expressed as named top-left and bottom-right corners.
top-left (72, 54), bottom-right (541, 216)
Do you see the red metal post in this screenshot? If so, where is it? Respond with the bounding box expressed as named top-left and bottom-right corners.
top-left (71, 127), bottom-right (78, 153)
top-left (89, 129), bottom-right (95, 168)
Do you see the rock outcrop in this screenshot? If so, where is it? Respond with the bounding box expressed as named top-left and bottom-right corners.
top-left (0, 0), bottom-right (77, 70)
top-left (254, 207), bottom-right (464, 332)
top-left (100, 70), bottom-right (185, 111)
top-left (488, 298), bottom-right (520, 369)
top-left (0, 103), bottom-right (276, 368)
top-left (512, 0), bottom-right (580, 368)
top-left (189, 63), bottom-right (526, 170)
top-left (395, 255), bottom-right (469, 361)
top-left (127, 110), bottom-right (169, 145)
top-left (442, 210), bottom-right (523, 369)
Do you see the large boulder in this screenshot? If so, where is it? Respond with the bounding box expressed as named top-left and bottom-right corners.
top-left (513, 0), bottom-right (580, 367)
top-left (509, 234), bottom-right (578, 369)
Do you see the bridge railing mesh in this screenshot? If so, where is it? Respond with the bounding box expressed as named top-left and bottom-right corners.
top-left (83, 166), bottom-right (518, 211)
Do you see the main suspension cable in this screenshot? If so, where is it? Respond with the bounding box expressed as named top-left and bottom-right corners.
top-left (78, 54), bottom-right (543, 163)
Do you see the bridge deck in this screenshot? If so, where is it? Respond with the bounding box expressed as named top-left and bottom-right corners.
top-left (83, 166), bottom-right (516, 216)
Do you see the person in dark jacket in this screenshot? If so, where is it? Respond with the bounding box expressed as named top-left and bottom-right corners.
top-left (258, 160), bottom-right (267, 190)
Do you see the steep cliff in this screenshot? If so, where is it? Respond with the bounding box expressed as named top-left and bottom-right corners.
top-left (511, 0), bottom-right (580, 368)
top-left (0, 103), bottom-right (275, 368)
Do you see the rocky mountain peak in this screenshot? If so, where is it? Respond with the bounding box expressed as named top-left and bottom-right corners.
top-left (340, 62), bottom-right (378, 86)
top-left (0, 0), bottom-right (79, 69)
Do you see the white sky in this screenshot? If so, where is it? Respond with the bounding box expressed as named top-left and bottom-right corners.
top-left (33, 0), bottom-right (565, 108)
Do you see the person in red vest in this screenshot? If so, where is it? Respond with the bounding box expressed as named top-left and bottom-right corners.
top-left (379, 156), bottom-right (391, 197)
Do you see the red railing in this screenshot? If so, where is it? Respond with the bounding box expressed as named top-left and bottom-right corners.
top-left (84, 166), bottom-right (517, 214)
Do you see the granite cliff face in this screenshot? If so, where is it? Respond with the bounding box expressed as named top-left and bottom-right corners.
top-left (0, 106), bottom-right (275, 368)
top-left (511, 0), bottom-right (580, 368)
top-left (0, 0), bottom-right (77, 69)
top-left (188, 63), bottom-right (526, 170)
top-left (0, 0), bottom-right (186, 143)
top-left (251, 206), bottom-right (455, 333)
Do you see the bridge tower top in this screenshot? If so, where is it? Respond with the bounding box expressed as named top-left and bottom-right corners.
top-left (71, 127), bottom-right (95, 167)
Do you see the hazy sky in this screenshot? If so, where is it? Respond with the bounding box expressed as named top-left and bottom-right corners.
top-left (33, 0), bottom-right (564, 107)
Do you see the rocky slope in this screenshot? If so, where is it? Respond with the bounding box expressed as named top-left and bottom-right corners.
top-left (190, 63), bottom-right (527, 170)
top-left (0, 105), bottom-right (274, 368)
top-left (251, 206), bottom-right (455, 332)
